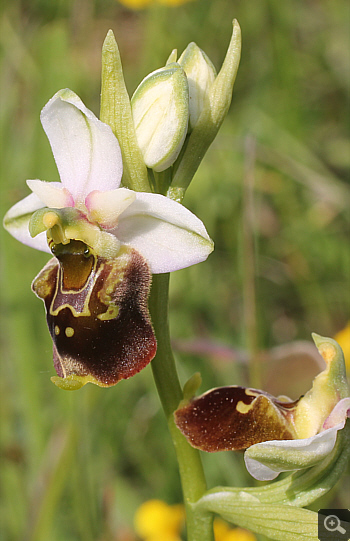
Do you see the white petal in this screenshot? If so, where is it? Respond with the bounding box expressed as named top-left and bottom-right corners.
top-left (3, 192), bottom-right (50, 253)
top-left (244, 421), bottom-right (346, 481)
top-left (115, 192), bottom-right (213, 273)
top-left (27, 180), bottom-right (74, 208)
top-left (85, 188), bottom-right (136, 229)
top-left (40, 89), bottom-right (123, 200)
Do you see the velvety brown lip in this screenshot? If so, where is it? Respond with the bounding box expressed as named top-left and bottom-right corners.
top-left (175, 386), bottom-right (298, 452)
top-left (32, 242), bottom-right (157, 387)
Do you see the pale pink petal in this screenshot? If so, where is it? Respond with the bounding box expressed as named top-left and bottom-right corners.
top-left (27, 180), bottom-right (74, 208)
top-left (85, 188), bottom-right (136, 229)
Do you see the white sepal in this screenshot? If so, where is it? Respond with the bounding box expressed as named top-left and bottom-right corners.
top-left (116, 192), bottom-right (213, 273)
top-left (244, 419), bottom-right (347, 481)
top-left (3, 192), bottom-right (50, 253)
top-left (41, 89), bottom-right (123, 200)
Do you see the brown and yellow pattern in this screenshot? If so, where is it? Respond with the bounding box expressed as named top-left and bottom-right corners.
top-left (32, 241), bottom-right (156, 388)
top-left (175, 386), bottom-right (299, 451)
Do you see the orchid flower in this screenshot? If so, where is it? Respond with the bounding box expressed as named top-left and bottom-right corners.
top-left (175, 334), bottom-right (350, 481)
top-left (3, 89), bottom-right (213, 390)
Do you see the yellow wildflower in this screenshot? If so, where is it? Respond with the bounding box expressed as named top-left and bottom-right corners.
top-left (134, 499), bottom-right (184, 541)
top-left (214, 518), bottom-right (256, 541)
top-left (118, 0), bottom-right (194, 9)
top-left (118, 0), bottom-right (152, 8)
top-left (134, 500), bottom-right (256, 541)
top-left (334, 322), bottom-right (350, 371)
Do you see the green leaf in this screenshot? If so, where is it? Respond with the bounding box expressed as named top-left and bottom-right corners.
top-left (197, 499), bottom-right (318, 541)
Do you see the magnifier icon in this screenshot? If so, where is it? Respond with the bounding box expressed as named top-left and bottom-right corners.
top-left (324, 515), bottom-right (346, 535)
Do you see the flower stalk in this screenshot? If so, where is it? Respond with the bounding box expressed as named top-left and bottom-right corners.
top-left (149, 273), bottom-right (214, 541)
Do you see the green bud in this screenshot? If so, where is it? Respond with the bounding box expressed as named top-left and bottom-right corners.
top-left (168, 19), bottom-right (241, 200)
top-left (131, 63), bottom-right (189, 172)
top-left (178, 42), bottom-right (217, 131)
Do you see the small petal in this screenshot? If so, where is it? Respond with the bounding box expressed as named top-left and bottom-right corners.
top-left (116, 192), bottom-right (214, 273)
top-left (244, 421), bottom-right (346, 481)
top-left (41, 89), bottom-right (123, 200)
top-left (27, 180), bottom-right (74, 208)
top-left (85, 187), bottom-right (136, 229)
top-left (3, 192), bottom-right (50, 253)
top-left (32, 243), bottom-right (157, 388)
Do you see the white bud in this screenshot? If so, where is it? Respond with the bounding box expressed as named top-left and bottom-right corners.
top-left (178, 42), bottom-right (216, 131)
top-left (131, 63), bottom-right (189, 172)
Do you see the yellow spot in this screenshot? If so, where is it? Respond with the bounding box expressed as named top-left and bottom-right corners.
top-left (65, 327), bottom-right (74, 337)
top-left (97, 305), bottom-right (119, 321)
top-left (54, 325), bottom-right (60, 335)
top-left (43, 211), bottom-right (59, 229)
top-left (236, 401), bottom-right (253, 414)
top-left (319, 343), bottom-right (336, 364)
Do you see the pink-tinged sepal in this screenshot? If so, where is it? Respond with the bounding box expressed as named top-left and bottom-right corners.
top-left (174, 386), bottom-right (299, 452)
top-left (32, 241), bottom-right (156, 389)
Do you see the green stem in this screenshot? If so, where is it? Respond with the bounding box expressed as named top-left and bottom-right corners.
top-left (149, 273), bottom-right (214, 541)
top-left (242, 136), bottom-right (260, 389)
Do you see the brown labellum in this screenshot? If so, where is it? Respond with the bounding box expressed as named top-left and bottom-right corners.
top-left (32, 240), bottom-right (156, 387)
top-left (175, 386), bottom-right (299, 452)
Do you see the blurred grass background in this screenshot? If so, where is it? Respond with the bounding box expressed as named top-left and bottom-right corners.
top-left (0, 0), bottom-right (349, 539)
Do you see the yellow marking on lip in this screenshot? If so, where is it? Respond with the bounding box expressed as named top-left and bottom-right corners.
top-left (65, 327), bottom-right (74, 337)
top-left (236, 400), bottom-right (254, 414)
top-left (50, 263), bottom-right (103, 318)
top-left (97, 305), bottom-right (119, 321)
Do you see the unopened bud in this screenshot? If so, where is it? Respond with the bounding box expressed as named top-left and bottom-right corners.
top-left (178, 42), bottom-right (216, 131)
top-left (131, 63), bottom-right (189, 172)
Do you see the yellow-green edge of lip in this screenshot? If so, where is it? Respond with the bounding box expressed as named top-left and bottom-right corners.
top-left (51, 374), bottom-right (110, 390)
